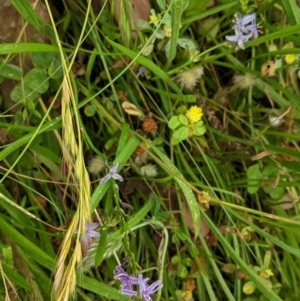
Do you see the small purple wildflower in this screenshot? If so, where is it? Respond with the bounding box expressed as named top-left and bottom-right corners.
top-left (100, 162), bottom-right (123, 184)
top-left (114, 265), bottom-right (163, 300)
top-left (226, 12), bottom-right (258, 49)
top-left (138, 274), bottom-right (163, 301)
top-left (225, 29), bottom-right (251, 49)
top-left (114, 266), bottom-right (138, 297)
top-left (77, 222), bottom-right (100, 246)
top-left (136, 66), bottom-right (148, 78)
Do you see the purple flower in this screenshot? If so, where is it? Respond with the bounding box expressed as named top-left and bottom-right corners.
top-left (225, 29), bottom-right (252, 49)
top-left (77, 222), bottom-right (100, 246)
top-left (136, 66), bottom-right (148, 78)
top-left (226, 12), bottom-right (258, 49)
top-left (100, 162), bottom-right (123, 184)
top-left (138, 274), bottom-right (163, 301)
top-left (114, 266), bottom-right (138, 297)
top-left (235, 13), bottom-right (258, 39)
top-left (114, 265), bottom-right (163, 300)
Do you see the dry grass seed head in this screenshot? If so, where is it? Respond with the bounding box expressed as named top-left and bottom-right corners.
top-left (176, 66), bottom-right (204, 90)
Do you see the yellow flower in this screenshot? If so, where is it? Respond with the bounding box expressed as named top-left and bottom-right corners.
top-left (284, 54), bottom-right (296, 64)
top-left (259, 268), bottom-right (274, 278)
top-left (149, 14), bottom-right (158, 24)
top-left (186, 106), bottom-right (203, 123)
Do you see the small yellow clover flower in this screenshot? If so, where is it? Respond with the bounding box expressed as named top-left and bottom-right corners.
top-left (186, 106), bottom-right (203, 123)
top-left (284, 54), bottom-right (297, 65)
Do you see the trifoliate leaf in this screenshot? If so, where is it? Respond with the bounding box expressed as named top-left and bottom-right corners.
top-left (31, 52), bottom-right (55, 68)
top-left (11, 83), bottom-right (38, 103)
top-left (24, 68), bottom-right (49, 94)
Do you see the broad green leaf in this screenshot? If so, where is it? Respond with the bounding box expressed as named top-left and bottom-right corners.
top-left (11, 83), bottom-right (38, 103)
top-left (0, 63), bottom-right (23, 80)
top-left (193, 123), bottom-right (206, 136)
top-left (168, 116), bottom-right (180, 129)
top-left (171, 136), bottom-right (181, 145)
top-left (24, 68), bottom-right (49, 94)
top-left (156, 0), bottom-right (166, 10)
top-left (177, 37), bottom-right (197, 51)
top-left (263, 186), bottom-right (285, 200)
top-left (178, 114), bottom-right (188, 126)
top-left (247, 164), bottom-right (262, 194)
top-left (173, 126), bottom-right (189, 142)
top-left (31, 52), bottom-right (56, 68)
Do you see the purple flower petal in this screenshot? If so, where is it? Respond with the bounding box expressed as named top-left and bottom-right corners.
top-left (137, 66), bottom-right (148, 78)
top-left (226, 12), bottom-right (258, 49)
top-left (112, 173), bottom-right (123, 182)
top-left (114, 266), bottom-right (138, 292)
top-left (121, 288), bottom-right (137, 297)
top-left (100, 162), bottom-right (123, 183)
top-left (114, 265), bottom-right (163, 300)
top-left (78, 222), bottom-right (101, 246)
top-left (138, 274), bottom-right (163, 301)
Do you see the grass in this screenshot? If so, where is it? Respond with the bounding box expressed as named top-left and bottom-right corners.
top-left (0, 0), bottom-right (300, 300)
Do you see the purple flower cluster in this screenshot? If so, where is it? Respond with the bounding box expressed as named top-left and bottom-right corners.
top-left (114, 265), bottom-right (163, 301)
top-left (225, 12), bottom-right (258, 49)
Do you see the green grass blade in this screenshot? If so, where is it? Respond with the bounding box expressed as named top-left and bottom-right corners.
top-left (77, 274), bottom-right (130, 300)
top-left (0, 43), bottom-right (58, 55)
top-left (150, 145), bottom-right (201, 237)
top-left (10, 0), bottom-right (44, 31)
top-left (167, 0), bottom-right (184, 65)
top-left (280, 0), bottom-right (300, 25)
top-left (0, 118), bottom-right (61, 162)
top-left (105, 38), bottom-right (170, 81)
top-left (0, 215), bottom-right (55, 270)
top-left (201, 210), bottom-right (284, 301)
